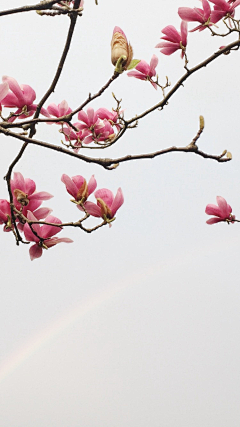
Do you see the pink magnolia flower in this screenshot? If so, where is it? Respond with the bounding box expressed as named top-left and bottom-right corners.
top-left (84, 188), bottom-right (124, 222)
top-left (61, 174), bottom-right (97, 204)
top-left (61, 122), bottom-right (91, 152)
top-left (209, 0), bottom-right (240, 23)
top-left (77, 108), bottom-right (115, 144)
top-left (97, 108), bottom-right (122, 132)
top-left (47, 100), bottom-right (72, 124)
top-left (178, 0), bottom-right (213, 32)
top-left (23, 212), bottom-right (73, 260)
top-left (1, 76), bottom-right (48, 122)
top-left (205, 196), bottom-right (235, 224)
top-left (155, 21), bottom-right (188, 58)
top-left (111, 26), bottom-right (133, 70)
top-left (0, 200), bottom-right (13, 232)
top-left (127, 55), bottom-right (159, 89)
top-left (11, 172), bottom-right (53, 214)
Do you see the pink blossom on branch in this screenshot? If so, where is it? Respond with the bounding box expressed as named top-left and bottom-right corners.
top-left (0, 82), bottom-right (9, 112)
top-left (209, 0), bottom-right (240, 23)
top-left (1, 76), bottom-right (49, 122)
top-left (205, 196), bottom-right (235, 224)
top-left (46, 100), bottom-right (72, 124)
top-left (23, 212), bottom-right (73, 261)
top-left (155, 21), bottom-right (188, 58)
top-left (178, 0), bottom-right (213, 32)
top-left (61, 174), bottom-right (97, 204)
top-left (77, 108), bottom-right (115, 144)
top-left (11, 172), bottom-right (53, 214)
top-left (61, 123), bottom-right (91, 152)
top-left (127, 55), bottom-right (159, 90)
top-left (84, 188), bottom-right (124, 223)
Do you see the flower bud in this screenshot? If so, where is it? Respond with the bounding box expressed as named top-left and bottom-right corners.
top-left (111, 26), bottom-right (133, 71)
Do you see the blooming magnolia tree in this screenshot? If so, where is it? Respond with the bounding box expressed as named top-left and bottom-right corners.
top-left (0, 0), bottom-right (239, 260)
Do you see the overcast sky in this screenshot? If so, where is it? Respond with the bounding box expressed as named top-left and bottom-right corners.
top-left (0, 1), bottom-right (240, 426)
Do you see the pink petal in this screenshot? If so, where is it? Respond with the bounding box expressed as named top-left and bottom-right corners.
top-left (178, 7), bottom-right (204, 22)
top-left (81, 201), bottom-right (102, 217)
top-left (47, 103), bottom-right (60, 116)
top-left (29, 244), bottom-right (43, 260)
top-left (0, 82), bottom-right (9, 102)
top-left (24, 178), bottom-right (36, 195)
top-left (11, 172), bottom-right (25, 192)
top-left (111, 188), bottom-right (124, 216)
top-left (20, 84), bottom-right (36, 105)
top-left (88, 175), bottom-right (97, 195)
top-left (95, 189), bottom-right (114, 208)
top-left (44, 237), bottom-right (73, 248)
top-left (180, 21), bottom-right (188, 46)
top-left (2, 76), bottom-right (25, 106)
top-left (24, 222), bottom-right (40, 243)
top-left (41, 215), bottom-right (62, 239)
top-left (30, 191), bottom-right (53, 201)
top-left (205, 203), bottom-right (222, 217)
top-left (77, 110), bottom-right (89, 125)
top-left (61, 174), bottom-right (78, 199)
top-left (149, 55), bottom-right (158, 76)
top-left (72, 175), bottom-right (85, 191)
top-left (59, 100), bottom-right (72, 116)
top-left (135, 60), bottom-right (150, 76)
top-left (202, 0), bottom-right (212, 17)
top-left (33, 207), bottom-right (52, 220)
top-left (206, 217), bottom-right (223, 224)
top-left (161, 25), bottom-right (181, 43)
top-left (127, 71), bottom-right (146, 80)
top-left (216, 196), bottom-right (231, 217)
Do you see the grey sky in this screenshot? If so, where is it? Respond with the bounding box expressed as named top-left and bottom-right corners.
top-left (0, 0), bottom-right (240, 426)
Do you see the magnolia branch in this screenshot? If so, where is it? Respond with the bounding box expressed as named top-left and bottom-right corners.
top-left (0, 122), bottom-right (231, 170)
top-left (126, 39), bottom-right (240, 125)
top-left (0, 1), bottom-right (60, 17)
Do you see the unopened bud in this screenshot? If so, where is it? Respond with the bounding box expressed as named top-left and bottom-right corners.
top-left (199, 115), bottom-right (204, 130)
top-left (111, 27), bottom-right (133, 72)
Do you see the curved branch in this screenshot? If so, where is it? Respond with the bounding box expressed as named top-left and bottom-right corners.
top-left (0, 125), bottom-right (231, 168)
top-left (126, 40), bottom-right (240, 125)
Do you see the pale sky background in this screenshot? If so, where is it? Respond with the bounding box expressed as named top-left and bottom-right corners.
top-left (0, 0), bottom-right (240, 426)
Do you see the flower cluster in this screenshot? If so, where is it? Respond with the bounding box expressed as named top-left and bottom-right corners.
top-left (0, 172), bottom-right (124, 260)
top-left (61, 107), bottom-right (121, 151)
top-left (61, 174), bottom-right (124, 224)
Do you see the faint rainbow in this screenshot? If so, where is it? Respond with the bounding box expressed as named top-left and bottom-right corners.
top-left (0, 267), bottom-right (146, 384)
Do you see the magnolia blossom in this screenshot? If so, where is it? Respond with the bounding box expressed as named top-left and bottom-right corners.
top-left (24, 212), bottom-right (73, 260)
top-left (11, 172), bottom-right (53, 214)
top-left (127, 55), bottom-right (159, 89)
top-left (205, 196), bottom-right (235, 224)
top-left (84, 188), bottom-right (124, 222)
top-left (1, 76), bottom-right (48, 122)
top-left (111, 26), bottom-right (133, 70)
top-left (156, 21), bottom-right (188, 58)
top-left (209, 0), bottom-right (240, 23)
top-left (61, 174), bottom-right (97, 204)
top-left (47, 100), bottom-right (72, 124)
top-left (61, 122), bottom-right (91, 152)
top-left (97, 108), bottom-right (122, 132)
top-left (0, 200), bottom-right (13, 232)
top-left (77, 108), bottom-right (115, 144)
top-left (178, 0), bottom-right (213, 32)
